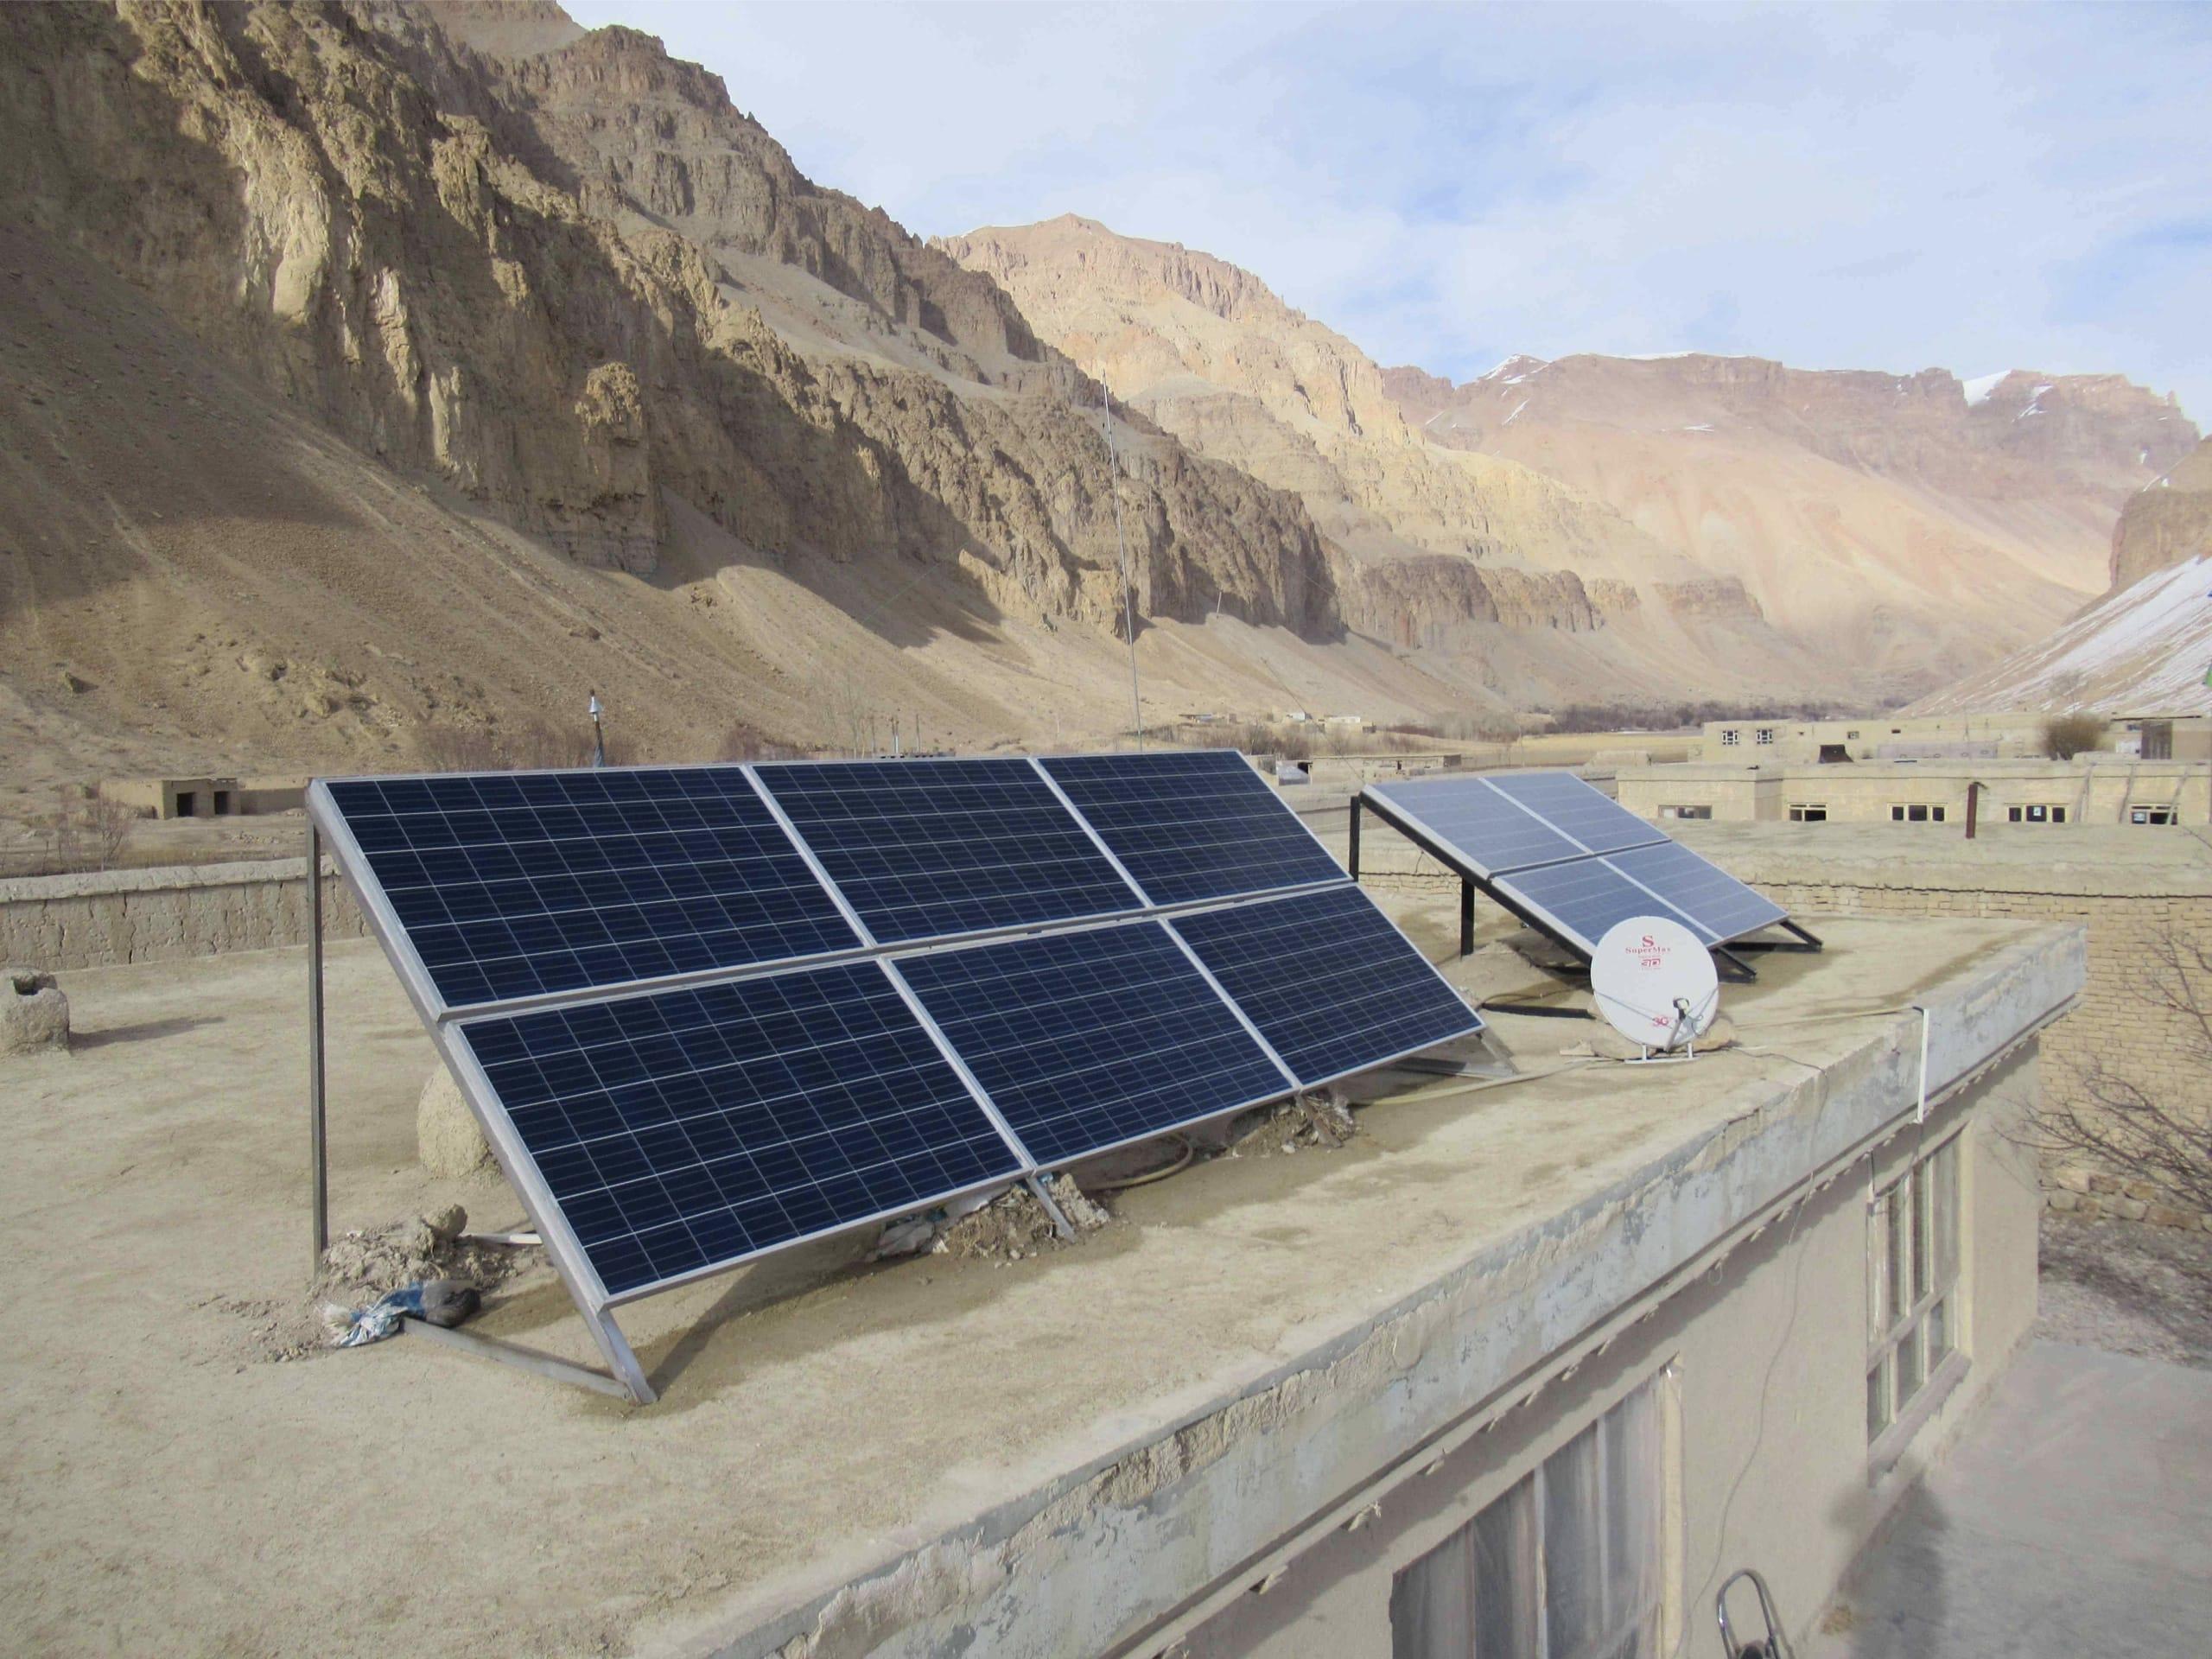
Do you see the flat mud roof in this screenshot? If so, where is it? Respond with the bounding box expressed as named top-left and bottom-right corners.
top-left (0, 907), bottom-right (2081, 1656)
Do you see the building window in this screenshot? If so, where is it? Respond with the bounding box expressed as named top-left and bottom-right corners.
top-left (1891, 804), bottom-right (1946, 823)
top-left (1867, 1138), bottom-right (1961, 1443)
top-left (1754, 728), bottom-right (1776, 746)
top-left (2007, 804), bottom-right (2067, 824)
top-left (2133, 806), bottom-right (2175, 826)
top-left (1660, 804), bottom-right (1713, 821)
top-left (1789, 804), bottom-right (1827, 822)
top-left (1392, 1376), bottom-right (1666, 1659)
top-left (1846, 729), bottom-right (1861, 740)
top-left (1719, 729), bottom-right (1740, 747)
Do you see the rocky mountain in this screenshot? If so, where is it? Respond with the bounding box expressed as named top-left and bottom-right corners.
top-left (939, 215), bottom-right (1841, 706)
top-left (1909, 437), bottom-right (2212, 715)
top-left (1389, 353), bottom-right (2196, 696)
top-left (940, 216), bottom-right (2196, 705)
top-left (5, 0), bottom-right (1480, 781)
top-left (2108, 437), bottom-right (2212, 593)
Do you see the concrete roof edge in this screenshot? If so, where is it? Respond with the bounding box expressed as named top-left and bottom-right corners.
top-left (665, 922), bottom-right (2086, 1659)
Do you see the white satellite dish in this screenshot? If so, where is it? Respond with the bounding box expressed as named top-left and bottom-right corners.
top-left (1591, 917), bottom-right (1719, 1058)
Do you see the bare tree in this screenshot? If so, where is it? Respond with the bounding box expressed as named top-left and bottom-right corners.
top-left (79, 793), bottom-right (137, 870)
top-left (2035, 924), bottom-right (2212, 1212)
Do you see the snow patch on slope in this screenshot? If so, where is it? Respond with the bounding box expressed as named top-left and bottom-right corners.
top-left (1916, 554), bottom-right (2212, 713)
top-left (1962, 371), bottom-right (2010, 407)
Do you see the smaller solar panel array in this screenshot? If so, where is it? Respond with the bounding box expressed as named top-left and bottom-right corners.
top-left (321, 751), bottom-right (1484, 1306)
top-left (1361, 772), bottom-right (1787, 955)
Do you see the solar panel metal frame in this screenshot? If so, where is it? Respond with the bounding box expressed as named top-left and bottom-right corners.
top-left (1357, 772), bottom-right (1800, 964)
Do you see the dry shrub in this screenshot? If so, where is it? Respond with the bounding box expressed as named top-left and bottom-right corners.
top-left (2041, 712), bottom-right (2107, 760)
top-left (717, 721), bottom-right (809, 762)
top-left (29, 787), bottom-right (140, 874)
top-left (414, 718), bottom-right (623, 772)
top-left (415, 725), bottom-right (500, 772)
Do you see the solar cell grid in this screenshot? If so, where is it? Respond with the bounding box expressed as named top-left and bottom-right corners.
top-left (1364, 777), bottom-right (1585, 876)
top-left (1480, 772), bottom-right (1669, 858)
top-left (893, 921), bottom-right (1288, 1166)
top-left (753, 760), bottom-right (1141, 944)
top-left (458, 962), bottom-right (1021, 1298)
top-left (1039, 750), bottom-right (1345, 905)
top-left (1604, 841), bottom-right (1786, 944)
top-left (1171, 888), bottom-right (1483, 1085)
top-left (1494, 858), bottom-right (1713, 952)
top-left (324, 768), bottom-right (860, 1008)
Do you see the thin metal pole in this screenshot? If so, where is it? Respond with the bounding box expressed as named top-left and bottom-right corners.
top-left (1460, 876), bottom-right (1475, 957)
top-left (308, 818), bottom-right (328, 1273)
top-left (1099, 382), bottom-right (1145, 748)
top-left (1348, 796), bottom-right (1362, 879)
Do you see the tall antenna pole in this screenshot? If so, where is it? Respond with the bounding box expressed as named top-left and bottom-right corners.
top-left (1099, 381), bottom-right (1145, 749)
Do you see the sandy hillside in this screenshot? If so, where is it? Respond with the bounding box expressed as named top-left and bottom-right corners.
top-left (0, 225), bottom-right (1495, 800)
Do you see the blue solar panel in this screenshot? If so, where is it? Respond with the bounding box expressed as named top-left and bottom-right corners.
top-left (1494, 859), bottom-right (1712, 953)
top-left (1478, 779), bottom-right (1663, 858)
top-left (1481, 772), bottom-right (1667, 858)
top-left (754, 760), bottom-right (1141, 944)
top-left (893, 922), bottom-right (1288, 1166)
top-left (459, 963), bottom-right (1021, 1298)
top-left (323, 768), bottom-right (861, 1008)
top-left (1172, 888), bottom-right (1483, 1085)
top-left (1365, 777), bottom-right (1586, 876)
top-left (1040, 750), bottom-right (1345, 905)
top-left (1604, 842), bottom-right (1785, 944)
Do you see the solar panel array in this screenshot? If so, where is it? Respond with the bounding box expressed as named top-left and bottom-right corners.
top-left (318, 753), bottom-right (1484, 1305)
top-left (1361, 772), bottom-right (1786, 955)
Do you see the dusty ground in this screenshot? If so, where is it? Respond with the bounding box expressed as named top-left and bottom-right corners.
top-left (0, 913), bottom-right (2061, 1656)
top-left (2035, 1211), bottom-right (2212, 1368)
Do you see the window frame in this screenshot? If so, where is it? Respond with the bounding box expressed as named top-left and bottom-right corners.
top-left (1390, 1370), bottom-right (1675, 1659)
top-left (1788, 803), bottom-right (1827, 823)
top-left (1866, 1135), bottom-right (1964, 1456)
top-left (1719, 728), bottom-right (1740, 747)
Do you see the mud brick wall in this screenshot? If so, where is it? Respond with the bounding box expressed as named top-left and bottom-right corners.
top-left (0, 858), bottom-right (365, 970)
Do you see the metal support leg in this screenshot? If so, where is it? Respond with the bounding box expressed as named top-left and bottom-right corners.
top-left (1026, 1173), bottom-right (1077, 1241)
top-left (1459, 876), bottom-right (1475, 957)
top-left (1347, 796), bottom-right (1361, 880)
top-left (581, 1307), bottom-right (658, 1405)
top-left (308, 820), bottom-right (327, 1275)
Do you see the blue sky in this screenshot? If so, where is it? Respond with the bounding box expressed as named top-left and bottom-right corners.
top-left (565, 1), bottom-right (2212, 424)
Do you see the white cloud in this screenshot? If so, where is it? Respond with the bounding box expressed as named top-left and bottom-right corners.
top-left (566, 0), bottom-right (2212, 422)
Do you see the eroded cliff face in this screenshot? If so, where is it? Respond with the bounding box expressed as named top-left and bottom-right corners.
top-left (935, 214), bottom-right (1817, 683)
top-left (941, 216), bottom-right (2196, 704)
top-left (2108, 438), bottom-right (2212, 593)
top-left (0, 2), bottom-right (1338, 639)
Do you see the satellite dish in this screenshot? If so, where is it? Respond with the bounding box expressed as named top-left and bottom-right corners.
top-left (1591, 917), bottom-right (1719, 1056)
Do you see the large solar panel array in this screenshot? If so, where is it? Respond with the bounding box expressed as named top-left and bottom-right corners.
top-left (316, 753), bottom-right (1484, 1310)
top-left (1361, 772), bottom-right (1787, 956)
